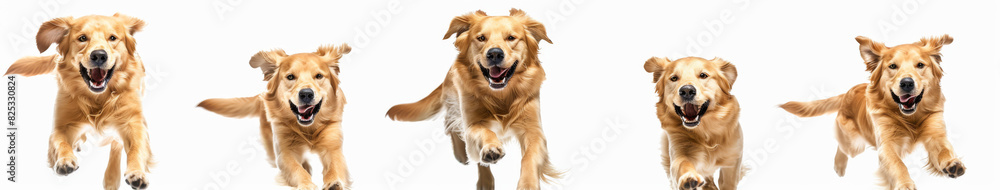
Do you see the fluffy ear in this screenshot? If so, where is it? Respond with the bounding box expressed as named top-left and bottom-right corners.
top-left (856, 36), bottom-right (887, 72)
top-left (36, 16), bottom-right (73, 53)
top-left (919, 34), bottom-right (953, 63)
top-left (249, 49), bottom-right (287, 81)
top-left (644, 57), bottom-right (669, 83)
top-left (712, 57), bottom-right (738, 88)
top-left (315, 43), bottom-right (352, 74)
top-left (443, 10), bottom-right (487, 40)
top-left (114, 13), bottom-right (146, 55)
top-left (510, 8), bottom-right (551, 44)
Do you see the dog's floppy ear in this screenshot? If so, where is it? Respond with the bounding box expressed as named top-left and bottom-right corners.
top-left (249, 49), bottom-right (287, 81)
top-left (856, 36), bottom-right (887, 72)
top-left (644, 57), bottom-right (669, 83)
top-left (919, 34), bottom-right (953, 64)
top-left (510, 8), bottom-right (551, 44)
top-left (712, 57), bottom-right (738, 90)
top-left (114, 13), bottom-right (146, 55)
top-left (443, 10), bottom-right (487, 40)
top-left (36, 16), bottom-right (73, 53)
top-left (315, 43), bottom-right (352, 74)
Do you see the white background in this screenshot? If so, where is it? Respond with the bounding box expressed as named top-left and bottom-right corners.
top-left (2, 0), bottom-right (998, 189)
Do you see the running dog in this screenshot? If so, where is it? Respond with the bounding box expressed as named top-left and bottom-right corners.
top-left (385, 9), bottom-right (558, 190)
top-left (645, 57), bottom-right (744, 190)
top-left (780, 35), bottom-right (964, 189)
top-left (199, 44), bottom-right (352, 190)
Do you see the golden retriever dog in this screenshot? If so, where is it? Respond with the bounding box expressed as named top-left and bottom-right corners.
top-left (4, 13), bottom-right (152, 190)
top-left (198, 44), bottom-right (352, 190)
top-left (780, 35), bottom-right (964, 189)
top-left (385, 9), bottom-right (558, 190)
top-left (645, 57), bottom-right (744, 190)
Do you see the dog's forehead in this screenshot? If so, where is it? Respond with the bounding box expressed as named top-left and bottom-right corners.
top-left (671, 58), bottom-right (711, 74)
top-left (280, 54), bottom-right (327, 72)
top-left (474, 17), bottom-right (522, 34)
top-left (72, 16), bottom-right (121, 33)
top-left (885, 45), bottom-right (925, 63)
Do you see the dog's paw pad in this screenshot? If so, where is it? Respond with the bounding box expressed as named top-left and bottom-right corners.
top-left (125, 172), bottom-right (148, 190)
top-left (54, 159), bottom-right (78, 175)
top-left (943, 161), bottom-right (965, 178)
top-left (481, 146), bottom-right (505, 164)
top-left (678, 174), bottom-right (705, 190)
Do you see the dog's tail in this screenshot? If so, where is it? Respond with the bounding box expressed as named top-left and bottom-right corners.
top-left (197, 95), bottom-right (264, 118)
top-left (5, 54), bottom-right (59, 76)
top-left (779, 94), bottom-right (843, 117)
top-left (386, 84), bottom-right (444, 121)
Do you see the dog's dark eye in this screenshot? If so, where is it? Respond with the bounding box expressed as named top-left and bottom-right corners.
top-left (669, 75), bottom-right (679, 82)
top-left (315, 74), bottom-right (323, 79)
top-left (78, 35), bottom-right (88, 42)
top-left (286, 74), bottom-right (296, 80)
top-left (109, 35), bottom-right (117, 41)
top-left (917, 62), bottom-right (925, 68)
top-left (699, 73), bottom-right (709, 79)
top-left (477, 35), bottom-right (486, 42)
top-left (506, 35), bottom-right (515, 41)
top-left (888, 64), bottom-right (898, 69)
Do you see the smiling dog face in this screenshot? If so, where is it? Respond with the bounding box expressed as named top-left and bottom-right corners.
top-left (646, 57), bottom-right (737, 128)
top-left (444, 9), bottom-right (551, 90)
top-left (857, 35), bottom-right (951, 115)
top-left (35, 13), bottom-right (145, 93)
top-left (251, 44), bottom-right (351, 126)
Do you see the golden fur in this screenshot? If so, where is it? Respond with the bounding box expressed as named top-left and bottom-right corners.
top-left (385, 9), bottom-right (558, 190)
top-left (781, 35), bottom-right (964, 190)
top-left (4, 13), bottom-right (152, 190)
top-left (198, 44), bottom-right (352, 190)
top-left (645, 57), bottom-right (744, 190)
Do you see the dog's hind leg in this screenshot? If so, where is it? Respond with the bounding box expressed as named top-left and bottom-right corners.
top-left (104, 140), bottom-right (123, 190)
top-left (259, 112), bottom-right (277, 167)
top-left (477, 164), bottom-right (494, 190)
top-left (833, 114), bottom-right (862, 177)
top-left (718, 156), bottom-right (742, 190)
top-left (702, 176), bottom-right (719, 190)
top-left (444, 99), bottom-right (469, 164)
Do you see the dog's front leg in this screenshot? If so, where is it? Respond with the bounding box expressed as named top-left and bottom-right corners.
top-left (317, 124), bottom-right (349, 190)
top-left (667, 133), bottom-right (706, 190)
top-left (463, 120), bottom-right (502, 190)
top-left (47, 121), bottom-right (83, 176)
top-left (515, 123), bottom-right (547, 190)
top-left (275, 134), bottom-right (315, 189)
top-left (874, 118), bottom-right (915, 190)
top-left (120, 120), bottom-right (152, 189)
top-left (919, 112), bottom-right (964, 178)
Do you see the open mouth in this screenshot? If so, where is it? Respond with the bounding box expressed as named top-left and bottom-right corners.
top-left (288, 100), bottom-right (322, 125)
top-left (478, 60), bottom-right (518, 89)
top-left (673, 101), bottom-right (710, 128)
top-left (78, 63), bottom-right (115, 93)
top-left (891, 90), bottom-right (923, 115)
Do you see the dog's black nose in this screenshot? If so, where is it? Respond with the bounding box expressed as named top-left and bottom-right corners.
top-left (298, 89), bottom-right (315, 104)
top-left (486, 48), bottom-right (504, 66)
top-left (900, 77), bottom-right (915, 93)
top-left (679, 85), bottom-right (696, 101)
top-left (90, 50), bottom-right (108, 66)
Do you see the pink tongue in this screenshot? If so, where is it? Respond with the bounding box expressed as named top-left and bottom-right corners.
top-left (900, 95), bottom-right (914, 103)
top-left (90, 69), bottom-right (106, 82)
top-left (298, 106), bottom-right (313, 114)
top-left (683, 104), bottom-right (698, 118)
top-left (489, 66), bottom-right (505, 78)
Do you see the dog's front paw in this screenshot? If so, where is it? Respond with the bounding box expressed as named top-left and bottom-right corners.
top-left (53, 157), bottom-right (78, 175)
top-left (295, 183), bottom-right (318, 190)
top-left (323, 181), bottom-right (344, 190)
top-left (124, 171), bottom-right (149, 190)
top-left (942, 160), bottom-right (965, 178)
top-left (677, 173), bottom-right (706, 190)
top-left (892, 181), bottom-right (916, 190)
top-left (480, 144), bottom-right (505, 164)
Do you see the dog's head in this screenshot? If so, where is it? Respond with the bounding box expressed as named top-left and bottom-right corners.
top-left (645, 57), bottom-right (737, 128)
top-left (856, 35), bottom-right (951, 115)
top-left (251, 44), bottom-right (351, 126)
top-left (443, 9), bottom-right (551, 90)
top-left (36, 13), bottom-right (145, 94)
